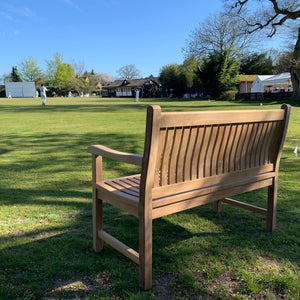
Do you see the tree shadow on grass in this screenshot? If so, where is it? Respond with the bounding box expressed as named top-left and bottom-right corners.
top-left (0, 126), bottom-right (299, 298)
top-left (1, 198), bottom-right (299, 299)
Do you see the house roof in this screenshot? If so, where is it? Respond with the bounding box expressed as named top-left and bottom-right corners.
top-left (262, 72), bottom-right (291, 83)
top-left (255, 75), bottom-right (274, 82)
top-left (105, 80), bottom-right (124, 88)
top-left (104, 77), bottom-right (161, 89)
top-left (238, 75), bottom-right (258, 82)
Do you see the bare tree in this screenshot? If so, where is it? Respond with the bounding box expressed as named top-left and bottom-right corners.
top-left (184, 12), bottom-right (255, 59)
top-left (117, 64), bottom-right (140, 80)
top-left (225, 0), bottom-right (300, 99)
top-left (91, 72), bottom-right (114, 85)
top-left (71, 60), bottom-right (86, 77)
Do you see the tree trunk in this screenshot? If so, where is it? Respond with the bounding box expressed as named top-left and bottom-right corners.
top-left (290, 28), bottom-right (300, 101)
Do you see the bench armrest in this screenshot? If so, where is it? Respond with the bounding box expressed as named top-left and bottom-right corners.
top-left (87, 145), bottom-right (143, 166)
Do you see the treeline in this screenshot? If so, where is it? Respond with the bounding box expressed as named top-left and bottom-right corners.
top-left (158, 8), bottom-right (295, 99)
top-left (1, 53), bottom-right (114, 96)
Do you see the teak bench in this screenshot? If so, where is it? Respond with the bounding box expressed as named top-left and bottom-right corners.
top-left (87, 104), bottom-right (291, 290)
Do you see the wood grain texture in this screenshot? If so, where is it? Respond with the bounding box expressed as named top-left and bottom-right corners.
top-left (87, 104), bottom-right (291, 290)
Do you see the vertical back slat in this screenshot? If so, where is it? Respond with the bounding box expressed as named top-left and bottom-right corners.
top-left (184, 127), bottom-right (198, 181)
top-left (176, 127), bottom-right (190, 183)
top-left (235, 124), bottom-right (248, 171)
top-left (247, 123), bottom-right (259, 168)
top-left (212, 125), bottom-right (224, 176)
top-left (205, 125), bottom-right (219, 177)
top-left (217, 125), bottom-right (231, 175)
top-left (241, 123), bottom-right (252, 170)
top-left (253, 122), bottom-right (264, 167)
top-left (268, 121), bottom-right (282, 164)
top-left (230, 124), bottom-right (243, 171)
top-left (169, 128), bottom-right (183, 184)
top-left (224, 125), bottom-right (237, 172)
top-left (154, 129), bottom-right (166, 187)
top-left (198, 126), bottom-right (212, 178)
top-left (194, 127), bottom-right (205, 179)
top-left (191, 127), bottom-right (201, 180)
top-left (267, 122), bottom-right (279, 164)
top-left (256, 122), bottom-right (268, 166)
top-left (259, 122), bottom-right (272, 165)
top-left (160, 129), bottom-right (174, 186)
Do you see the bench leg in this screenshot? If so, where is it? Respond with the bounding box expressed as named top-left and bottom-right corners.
top-left (93, 192), bottom-right (103, 252)
top-left (92, 154), bottom-right (103, 252)
top-left (267, 178), bottom-right (277, 232)
top-left (214, 200), bottom-right (222, 213)
top-left (139, 216), bottom-right (152, 290)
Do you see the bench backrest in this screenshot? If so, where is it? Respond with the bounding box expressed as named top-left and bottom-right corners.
top-left (140, 105), bottom-right (290, 202)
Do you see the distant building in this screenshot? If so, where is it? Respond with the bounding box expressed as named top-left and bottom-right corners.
top-left (5, 82), bottom-right (36, 98)
top-left (238, 75), bottom-right (258, 93)
top-left (251, 73), bottom-right (292, 93)
top-left (95, 82), bottom-right (102, 90)
top-left (235, 73), bottom-right (293, 100)
top-left (104, 76), bottom-right (161, 98)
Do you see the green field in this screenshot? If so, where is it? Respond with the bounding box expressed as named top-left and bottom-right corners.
top-left (0, 97), bottom-right (299, 299)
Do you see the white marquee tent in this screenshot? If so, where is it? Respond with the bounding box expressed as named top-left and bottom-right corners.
top-left (251, 73), bottom-right (292, 93)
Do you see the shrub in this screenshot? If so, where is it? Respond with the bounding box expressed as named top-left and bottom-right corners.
top-left (220, 90), bottom-right (237, 101)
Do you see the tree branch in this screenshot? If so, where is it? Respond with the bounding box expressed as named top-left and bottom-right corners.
top-left (231, 0), bottom-right (300, 37)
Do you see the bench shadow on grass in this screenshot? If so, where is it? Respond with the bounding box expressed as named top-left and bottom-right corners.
top-left (1, 199), bottom-right (299, 299)
top-left (0, 131), bottom-right (299, 299)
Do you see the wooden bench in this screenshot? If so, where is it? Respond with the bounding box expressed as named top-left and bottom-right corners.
top-left (87, 104), bottom-right (291, 290)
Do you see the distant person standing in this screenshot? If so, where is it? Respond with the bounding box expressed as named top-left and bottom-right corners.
top-left (40, 84), bottom-right (48, 106)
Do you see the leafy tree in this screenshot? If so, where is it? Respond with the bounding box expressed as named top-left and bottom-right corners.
top-left (195, 50), bottom-right (240, 97)
top-left (181, 56), bottom-right (201, 89)
top-left (46, 52), bottom-right (64, 85)
top-left (18, 57), bottom-right (44, 83)
top-left (56, 63), bottom-right (75, 90)
top-left (117, 64), bottom-right (140, 79)
top-left (225, 0), bottom-right (300, 99)
top-left (239, 52), bottom-right (274, 74)
top-left (159, 64), bottom-right (186, 97)
top-left (10, 66), bottom-right (22, 82)
top-left (46, 52), bottom-right (74, 91)
top-left (66, 78), bottom-right (89, 95)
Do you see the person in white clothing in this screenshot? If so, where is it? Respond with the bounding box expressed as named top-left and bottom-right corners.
top-left (135, 89), bottom-right (139, 102)
top-left (40, 84), bottom-right (48, 106)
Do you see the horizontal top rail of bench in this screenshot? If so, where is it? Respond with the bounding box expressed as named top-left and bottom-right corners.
top-left (159, 109), bottom-right (285, 127)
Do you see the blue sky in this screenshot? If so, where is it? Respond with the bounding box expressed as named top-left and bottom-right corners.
top-left (0, 0), bottom-right (282, 79)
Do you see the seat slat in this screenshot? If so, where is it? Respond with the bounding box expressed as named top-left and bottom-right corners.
top-left (104, 175), bottom-right (140, 197)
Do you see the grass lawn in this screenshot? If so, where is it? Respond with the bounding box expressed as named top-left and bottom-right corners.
top-left (0, 97), bottom-right (299, 299)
